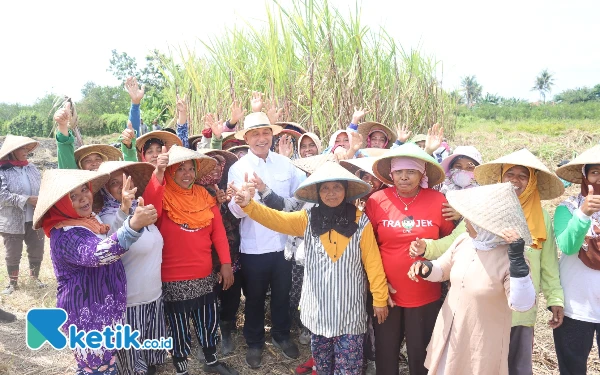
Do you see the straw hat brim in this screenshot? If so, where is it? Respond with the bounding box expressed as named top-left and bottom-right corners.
top-left (473, 148), bottom-right (564, 200)
top-left (227, 145), bottom-right (250, 153)
top-left (33, 170), bottom-right (110, 230)
top-left (340, 158), bottom-right (383, 183)
top-left (166, 145), bottom-right (217, 181)
top-left (357, 122), bottom-right (397, 149)
top-left (358, 148), bottom-right (387, 158)
top-left (292, 154), bottom-right (337, 175)
top-left (136, 130), bottom-right (183, 152)
top-left (276, 121), bottom-right (307, 134)
top-left (188, 135), bottom-right (203, 149)
top-left (373, 144), bottom-right (445, 186)
top-left (294, 161), bottom-right (371, 203)
top-left (556, 145), bottom-right (600, 184)
top-left (446, 182), bottom-right (533, 246)
top-left (196, 149), bottom-right (238, 182)
top-left (277, 129), bottom-right (302, 141)
top-left (410, 134), bottom-right (427, 143)
top-left (74, 144), bottom-right (123, 166)
top-left (0, 135), bottom-right (39, 160)
top-left (96, 161), bottom-right (155, 198)
top-left (234, 125), bottom-right (283, 140)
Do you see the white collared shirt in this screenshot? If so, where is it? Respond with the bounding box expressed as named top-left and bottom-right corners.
top-left (228, 149), bottom-right (305, 254)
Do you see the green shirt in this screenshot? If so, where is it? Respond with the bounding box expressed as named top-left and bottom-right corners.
top-left (554, 205), bottom-right (590, 255)
top-left (56, 130), bottom-right (77, 170)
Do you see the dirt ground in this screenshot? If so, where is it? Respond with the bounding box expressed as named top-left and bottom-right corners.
top-left (0, 132), bottom-right (598, 374)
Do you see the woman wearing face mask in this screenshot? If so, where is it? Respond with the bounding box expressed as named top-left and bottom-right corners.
top-left (34, 169), bottom-right (157, 375)
top-left (96, 161), bottom-right (167, 375)
top-left (553, 145), bottom-right (600, 375)
top-left (407, 183), bottom-right (536, 375)
top-left (233, 161), bottom-right (389, 375)
top-left (154, 146), bottom-right (237, 375)
top-left (0, 135), bottom-right (45, 294)
top-left (475, 149), bottom-right (565, 375)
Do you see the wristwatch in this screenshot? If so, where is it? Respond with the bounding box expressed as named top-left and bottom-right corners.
top-left (258, 186), bottom-right (272, 200)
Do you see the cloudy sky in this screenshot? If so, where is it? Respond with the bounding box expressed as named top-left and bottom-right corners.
top-left (1, 0), bottom-right (597, 104)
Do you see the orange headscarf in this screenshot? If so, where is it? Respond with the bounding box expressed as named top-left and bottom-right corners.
top-left (501, 164), bottom-right (547, 249)
top-left (163, 161), bottom-right (216, 229)
top-left (41, 183), bottom-right (110, 237)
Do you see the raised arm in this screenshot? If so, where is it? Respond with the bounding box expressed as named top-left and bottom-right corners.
top-left (125, 76), bottom-right (145, 137)
top-left (53, 103), bottom-right (78, 170)
top-left (554, 200), bottom-right (595, 255)
top-left (176, 95), bottom-right (189, 148)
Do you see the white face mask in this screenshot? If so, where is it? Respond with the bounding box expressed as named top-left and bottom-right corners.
top-left (450, 169), bottom-right (476, 188)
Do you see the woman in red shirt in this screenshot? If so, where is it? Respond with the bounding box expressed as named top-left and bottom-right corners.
top-left (154, 146), bottom-right (237, 375)
top-left (367, 143), bottom-right (455, 375)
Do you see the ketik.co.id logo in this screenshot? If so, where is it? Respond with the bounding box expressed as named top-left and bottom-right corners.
top-left (27, 308), bottom-right (172, 350)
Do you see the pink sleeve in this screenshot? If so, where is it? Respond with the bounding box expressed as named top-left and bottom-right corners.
top-left (141, 173), bottom-right (165, 218)
top-left (210, 205), bottom-right (231, 264)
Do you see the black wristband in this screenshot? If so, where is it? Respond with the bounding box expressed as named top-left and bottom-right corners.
top-left (225, 120), bottom-right (237, 129)
top-left (507, 239), bottom-right (529, 278)
top-left (418, 260), bottom-right (434, 278)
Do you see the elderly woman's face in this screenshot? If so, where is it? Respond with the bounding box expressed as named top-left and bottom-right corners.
top-left (80, 153), bottom-right (104, 171)
top-left (12, 146), bottom-right (30, 161)
top-left (173, 160), bottom-right (196, 189)
top-left (319, 181), bottom-right (346, 207)
top-left (69, 184), bottom-right (94, 217)
top-left (391, 169), bottom-right (423, 195)
top-left (369, 132), bottom-right (388, 149)
top-left (502, 165), bottom-right (530, 197)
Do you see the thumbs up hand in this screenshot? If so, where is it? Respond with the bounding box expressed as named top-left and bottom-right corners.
top-left (582, 185), bottom-right (600, 216)
top-left (130, 196), bottom-right (157, 231)
top-left (121, 120), bottom-right (136, 147)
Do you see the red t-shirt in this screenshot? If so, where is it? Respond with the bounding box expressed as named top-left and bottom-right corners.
top-left (365, 187), bottom-right (455, 307)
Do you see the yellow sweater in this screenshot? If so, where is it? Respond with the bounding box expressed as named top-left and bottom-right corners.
top-left (242, 200), bottom-right (389, 307)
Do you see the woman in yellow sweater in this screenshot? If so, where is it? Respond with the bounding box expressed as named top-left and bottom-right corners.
top-left (233, 161), bottom-right (389, 374)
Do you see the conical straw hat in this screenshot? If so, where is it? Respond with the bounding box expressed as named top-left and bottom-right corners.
top-left (357, 122), bottom-right (397, 149)
top-left (136, 130), bottom-right (183, 153)
top-left (276, 121), bottom-right (307, 134)
top-left (196, 149), bottom-right (238, 181)
top-left (292, 153), bottom-right (337, 175)
top-left (97, 161), bottom-right (155, 198)
top-left (294, 161), bottom-right (371, 203)
top-left (227, 145), bottom-right (250, 154)
top-left (474, 148), bottom-right (564, 200)
top-left (556, 145), bottom-right (600, 184)
top-left (358, 148), bottom-right (387, 158)
top-left (0, 135), bottom-right (39, 160)
top-left (166, 145), bottom-right (217, 181)
top-left (373, 143), bottom-right (445, 186)
top-left (188, 134), bottom-right (203, 149)
top-left (446, 182), bottom-right (533, 246)
top-left (74, 144), bottom-right (123, 167)
top-left (33, 169), bottom-right (110, 230)
top-left (340, 157), bottom-right (384, 183)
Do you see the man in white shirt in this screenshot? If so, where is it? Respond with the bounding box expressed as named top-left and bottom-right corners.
top-left (228, 112), bottom-right (304, 369)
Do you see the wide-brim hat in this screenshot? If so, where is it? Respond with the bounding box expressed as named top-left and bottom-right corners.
top-left (294, 161), bottom-right (371, 203)
top-left (136, 130), bottom-right (183, 153)
top-left (358, 122), bottom-right (397, 149)
top-left (474, 148), bottom-right (564, 200)
top-left (277, 129), bottom-right (302, 141)
top-left (0, 135), bottom-right (39, 160)
top-left (441, 145), bottom-right (483, 174)
top-left (297, 132), bottom-right (323, 155)
top-left (358, 148), bottom-right (387, 158)
top-left (340, 157), bottom-right (384, 183)
top-left (276, 121), bottom-right (307, 134)
top-left (556, 145), bottom-right (600, 184)
top-left (166, 145), bottom-right (217, 181)
top-left (410, 134), bottom-right (427, 143)
top-left (373, 143), bottom-right (445, 186)
top-left (235, 112), bottom-right (282, 140)
top-left (188, 134), bottom-right (203, 149)
top-left (292, 153), bottom-right (337, 175)
top-left (97, 161), bottom-right (155, 198)
top-left (227, 145), bottom-right (250, 154)
top-left (447, 182), bottom-right (533, 246)
top-left (33, 169), bottom-right (110, 230)
top-left (196, 148), bottom-right (238, 180)
top-left (74, 144), bottom-right (123, 167)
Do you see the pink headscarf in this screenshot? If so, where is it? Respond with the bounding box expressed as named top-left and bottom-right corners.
top-left (390, 157), bottom-right (429, 188)
top-left (367, 129), bottom-right (389, 148)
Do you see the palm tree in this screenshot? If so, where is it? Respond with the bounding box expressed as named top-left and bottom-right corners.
top-left (461, 76), bottom-right (482, 107)
top-left (531, 69), bottom-right (554, 104)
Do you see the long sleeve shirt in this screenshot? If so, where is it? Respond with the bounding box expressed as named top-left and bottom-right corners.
top-left (241, 199), bottom-right (389, 307)
top-left (227, 149), bottom-right (305, 254)
top-left (176, 122), bottom-right (189, 149)
top-left (0, 164), bottom-right (41, 233)
top-left (129, 103), bottom-right (141, 136)
top-left (56, 130), bottom-right (78, 169)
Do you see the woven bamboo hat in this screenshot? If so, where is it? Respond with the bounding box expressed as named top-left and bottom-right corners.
top-left (292, 153), bottom-right (337, 175)
top-left (0, 135), bottom-right (39, 160)
top-left (74, 144), bottom-right (123, 168)
top-left (357, 148), bottom-right (387, 158)
top-left (410, 134), bottom-right (427, 143)
top-left (33, 169), bottom-right (110, 230)
top-left (447, 182), bottom-right (533, 246)
top-left (276, 121), bottom-right (307, 134)
top-left (188, 134), bottom-right (203, 150)
top-left (474, 148), bottom-right (564, 200)
top-left (340, 157), bottom-right (384, 183)
top-left (136, 130), bottom-right (182, 153)
top-left (556, 145), bottom-right (600, 184)
top-left (196, 148), bottom-right (238, 180)
top-left (297, 132), bottom-right (322, 156)
top-left (440, 146), bottom-right (483, 174)
top-left (97, 161), bottom-right (155, 198)
top-left (358, 122), bottom-right (397, 149)
top-left (294, 161), bottom-right (371, 203)
top-left (235, 112), bottom-right (282, 140)
top-left (166, 145), bottom-right (217, 181)
top-left (373, 143), bottom-right (445, 186)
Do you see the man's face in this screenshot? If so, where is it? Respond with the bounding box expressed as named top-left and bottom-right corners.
top-left (244, 128), bottom-right (273, 157)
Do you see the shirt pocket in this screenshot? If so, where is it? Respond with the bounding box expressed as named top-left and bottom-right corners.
top-left (270, 172), bottom-right (292, 196)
